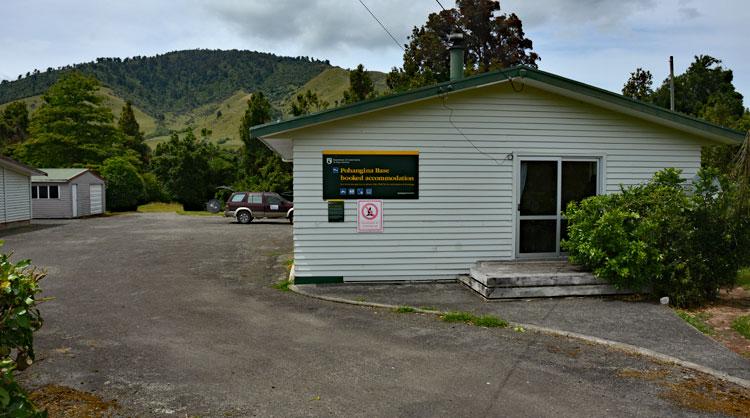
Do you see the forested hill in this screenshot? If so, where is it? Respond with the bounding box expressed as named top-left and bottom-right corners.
top-left (0, 49), bottom-right (332, 115)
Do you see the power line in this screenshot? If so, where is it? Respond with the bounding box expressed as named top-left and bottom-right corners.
top-left (356, 0), bottom-right (405, 51)
top-left (435, 0), bottom-right (447, 11)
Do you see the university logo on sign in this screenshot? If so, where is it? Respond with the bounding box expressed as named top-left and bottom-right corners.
top-left (357, 200), bottom-right (383, 233)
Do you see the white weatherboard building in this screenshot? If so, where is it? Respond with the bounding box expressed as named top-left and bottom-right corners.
top-left (251, 66), bottom-right (744, 285)
top-left (0, 156), bottom-right (45, 227)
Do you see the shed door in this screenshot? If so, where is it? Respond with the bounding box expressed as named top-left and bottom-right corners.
top-left (71, 184), bottom-right (78, 218)
top-left (90, 184), bottom-right (103, 214)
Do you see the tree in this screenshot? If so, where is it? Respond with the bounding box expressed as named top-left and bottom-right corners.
top-left (100, 156), bottom-right (145, 211)
top-left (651, 55), bottom-right (744, 124)
top-left (387, 0), bottom-right (539, 92)
top-left (0, 101), bottom-right (29, 150)
top-left (118, 101), bottom-right (149, 162)
top-left (621, 68), bottom-right (653, 101)
top-left (342, 65), bottom-right (375, 104)
top-left (290, 90), bottom-right (329, 116)
top-left (16, 72), bottom-right (124, 167)
top-left (237, 93), bottom-right (292, 192)
top-left (151, 130), bottom-right (217, 210)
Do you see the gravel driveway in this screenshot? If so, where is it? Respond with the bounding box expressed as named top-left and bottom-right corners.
top-left (2, 213), bottom-right (738, 417)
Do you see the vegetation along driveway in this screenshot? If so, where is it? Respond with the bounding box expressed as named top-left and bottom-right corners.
top-left (3, 213), bottom-right (748, 417)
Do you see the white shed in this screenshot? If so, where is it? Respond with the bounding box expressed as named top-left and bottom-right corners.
top-left (251, 66), bottom-right (745, 285)
top-left (31, 169), bottom-right (106, 219)
top-left (0, 155), bottom-right (45, 228)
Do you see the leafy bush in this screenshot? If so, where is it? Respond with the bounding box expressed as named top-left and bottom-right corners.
top-left (563, 168), bottom-right (750, 307)
top-left (100, 157), bottom-right (145, 211)
top-left (0, 243), bottom-right (47, 416)
top-left (141, 172), bottom-right (166, 203)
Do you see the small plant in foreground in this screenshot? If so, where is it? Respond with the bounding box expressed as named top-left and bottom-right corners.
top-left (393, 306), bottom-right (416, 313)
top-left (732, 315), bottom-right (750, 340)
top-left (676, 310), bottom-right (714, 335)
top-left (272, 280), bottom-right (291, 292)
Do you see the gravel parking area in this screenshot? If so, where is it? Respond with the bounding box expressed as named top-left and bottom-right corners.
top-left (3, 213), bottom-right (746, 417)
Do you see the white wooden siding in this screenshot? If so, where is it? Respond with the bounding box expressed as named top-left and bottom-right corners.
top-left (289, 84), bottom-right (711, 282)
top-left (32, 183), bottom-right (72, 219)
top-left (2, 168), bottom-right (32, 223)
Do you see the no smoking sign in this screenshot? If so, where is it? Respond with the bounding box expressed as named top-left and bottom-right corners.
top-left (357, 200), bottom-right (383, 233)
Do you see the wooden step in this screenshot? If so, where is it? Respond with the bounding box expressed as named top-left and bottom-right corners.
top-left (459, 274), bottom-right (631, 299)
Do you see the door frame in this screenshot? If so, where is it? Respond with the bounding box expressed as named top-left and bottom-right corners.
top-left (512, 153), bottom-right (605, 259)
top-left (71, 184), bottom-right (78, 218)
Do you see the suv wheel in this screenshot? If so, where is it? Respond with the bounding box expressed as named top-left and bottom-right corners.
top-left (237, 211), bottom-right (252, 224)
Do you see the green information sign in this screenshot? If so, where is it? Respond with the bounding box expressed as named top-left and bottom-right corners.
top-left (322, 151), bottom-right (419, 200)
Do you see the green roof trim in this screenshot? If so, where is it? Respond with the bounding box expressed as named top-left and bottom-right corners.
top-left (250, 66), bottom-right (745, 144)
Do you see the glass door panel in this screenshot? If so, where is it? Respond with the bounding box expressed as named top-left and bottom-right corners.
top-left (561, 161), bottom-right (598, 212)
top-left (519, 161), bottom-right (558, 216)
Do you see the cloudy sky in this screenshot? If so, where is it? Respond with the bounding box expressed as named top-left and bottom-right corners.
top-left (1, 0), bottom-right (748, 104)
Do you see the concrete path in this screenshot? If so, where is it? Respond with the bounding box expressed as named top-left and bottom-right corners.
top-left (296, 282), bottom-right (750, 381)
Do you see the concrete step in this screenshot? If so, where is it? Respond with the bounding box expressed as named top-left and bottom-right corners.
top-left (470, 260), bottom-right (596, 287)
top-left (459, 275), bottom-right (630, 299)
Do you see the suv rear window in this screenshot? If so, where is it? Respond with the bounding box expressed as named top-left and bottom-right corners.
top-left (230, 193), bottom-right (246, 202)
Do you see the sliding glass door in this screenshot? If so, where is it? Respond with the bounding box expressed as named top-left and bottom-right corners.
top-left (517, 157), bottom-right (599, 257)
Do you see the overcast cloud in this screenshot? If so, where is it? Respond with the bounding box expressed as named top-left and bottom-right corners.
top-left (1, 0), bottom-right (748, 105)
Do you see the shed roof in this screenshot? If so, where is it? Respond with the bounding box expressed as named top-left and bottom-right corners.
top-left (251, 66), bottom-right (745, 155)
top-left (0, 155), bottom-right (45, 177)
top-left (32, 168), bottom-right (91, 183)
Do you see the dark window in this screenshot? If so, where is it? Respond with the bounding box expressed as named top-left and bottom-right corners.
top-left (39, 186), bottom-right (48, 199)
top-left (266, 195), bottom-right (281, 205)
top-left (49, 185), bottom-right (59, 199)
top-left (250, 194), bottom-right (263, 204)
top-left (32, 186), bottom-right (37, 199)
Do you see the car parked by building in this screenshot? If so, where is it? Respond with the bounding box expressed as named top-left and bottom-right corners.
top-left (224, 191), bottom-right (293, 224)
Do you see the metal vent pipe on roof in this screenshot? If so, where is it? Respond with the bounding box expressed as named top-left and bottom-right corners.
top-left (449, 32), bottom-right (465, 82)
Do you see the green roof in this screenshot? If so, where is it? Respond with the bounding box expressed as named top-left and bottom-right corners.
top-left (250, 65), bottom-right (745, 144)
top-left (32, 168), bottom-right (89, 182)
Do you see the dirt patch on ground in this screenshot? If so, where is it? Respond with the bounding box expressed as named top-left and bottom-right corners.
top-left (700, 286), bottom-right (750, 358)
top-left (618, 366), bottom-right (750, 417)
top-left (29, 385), bottom-right (120, 417)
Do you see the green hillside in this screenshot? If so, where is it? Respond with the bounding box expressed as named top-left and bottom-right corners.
top-left (285, 67), bottom-right (388, 111)
top-left (0, 49), bottom-right (331, 116)
top-left (1, 53), bottom-right (388, 149)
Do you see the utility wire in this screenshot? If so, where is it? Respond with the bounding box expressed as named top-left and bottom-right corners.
top-left (356, 0), bottom-right (405, 51)
top-left (435, 0), bottom-right (447, 11)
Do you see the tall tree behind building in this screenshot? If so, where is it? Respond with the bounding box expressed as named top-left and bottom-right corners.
top-left (387, 0), bottom-right (539, 92)
top-left (342, 65), bottom-right (376, 104)
top-left (622, 68), bottom-right (654, 101)
top-left (16, 72), bottom-right (124, 167)
top-left (0, 101), bottom-right (29, 152)
top-left (237, 93), bottom-right (292, 192)
top-left (118, 101), bottom-right (149, 162)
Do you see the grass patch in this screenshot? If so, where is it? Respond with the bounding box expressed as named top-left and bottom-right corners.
top-left (419, 306), bottom-right (438, 311)
top-left (737, 268), bottom-right (750, 290)
top-left (731, 315), bottom-right (750, 340)
top-left (676, 310), bottom-right (714, 335)
top-left (137, 202), bottom-right (182, 212)
top-left (136, 202), bottom-right (218, 216)
top-left (393, 306), bottom-right (416, 313)
top-left (440, 311), bottom-right (475, 323)
top-left (472, 315), bottom-right (509, 328)
top-left (354, 297), bottom-right (366, 302)
top-left (284, 258), bottom-right (294, 268)
top-left (272, 280), bottom-right (292, 292)
top-left (440, 311), bottom-right (509, 328)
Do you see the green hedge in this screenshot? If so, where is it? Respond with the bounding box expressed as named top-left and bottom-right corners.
top-left (562, 168), bottom-right (750, 307)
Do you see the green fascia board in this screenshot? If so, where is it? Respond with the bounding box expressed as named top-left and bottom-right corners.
top-left (293, 276), bottom-right (344, 285)
top-left (250, 66), bottom-right (746, 144)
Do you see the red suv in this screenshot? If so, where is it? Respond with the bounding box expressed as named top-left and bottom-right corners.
top-left (224, 192), bottom-right (294, 224)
